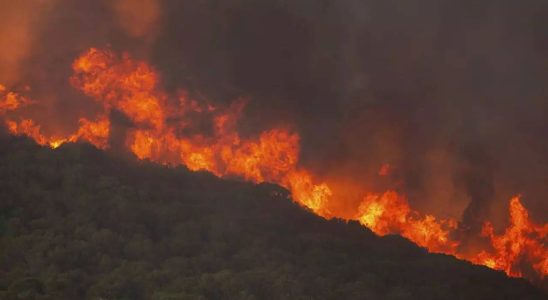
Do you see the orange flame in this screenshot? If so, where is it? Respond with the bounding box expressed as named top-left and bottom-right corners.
top-left (69, 48), bottom-right (331, 212)
top-left (0, 84), bottom-right (31, 114)
top-left (5, 116), bottom-right (109, 149)
top-left (463, 196), bottom-right (547, 279)
top-left (71, 48), bottom-right (165, 131)
top-left (356, 191), bottom-right (459, 253)
top-left (5, 119), bottom-right (56, 147)
top-left (1, 47), bottom-right (546, 284)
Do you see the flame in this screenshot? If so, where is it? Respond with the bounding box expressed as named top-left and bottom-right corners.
top-left (282, 169), bottom-right (332, 215)
top-left (5, 116), bottom-right (110, 149)
top-left (71, 116), bottom-right (111, 149)
top-left (69, 48), bottom-right (331, 213)
top-left (6, 119), bottom-right (54, 147)
top-left (71, 48), bottom-right (165, 131)
top-left (356, 191), bottom-right (458, 253)
top-left (1, 47), bottom-right (546, 284)
top-left (463, 196), bottom-right (547, 279)
top-left (0, 84), bottom-right (31, 114)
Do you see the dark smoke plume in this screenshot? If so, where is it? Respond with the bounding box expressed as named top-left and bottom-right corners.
top-left (0, 0), bottom-right (547, 226)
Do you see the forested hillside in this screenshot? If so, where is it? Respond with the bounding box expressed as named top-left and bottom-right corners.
top-left (0, 135), bottom-right (545, 300)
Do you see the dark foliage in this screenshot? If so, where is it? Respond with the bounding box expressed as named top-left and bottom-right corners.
top-left (0, 135), bottom-right (545, 300)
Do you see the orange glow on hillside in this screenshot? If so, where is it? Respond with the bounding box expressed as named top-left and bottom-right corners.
top-left (5, 116), bottom-right (109, 149)
top-left (356, 191), bottom-right (458, 253)
top-left (0, 84), bottom-right (31, 114)
top-left (462, 196), bottom-right (547, 279)
top-left (1, 47), bottom-right (546, 284)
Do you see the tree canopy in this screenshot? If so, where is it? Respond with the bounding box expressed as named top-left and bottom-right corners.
top-left (0, 135), bottom-right (545, 299)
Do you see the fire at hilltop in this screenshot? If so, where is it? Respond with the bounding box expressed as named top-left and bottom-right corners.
top-left (1, 48), bottom-right (546, 284)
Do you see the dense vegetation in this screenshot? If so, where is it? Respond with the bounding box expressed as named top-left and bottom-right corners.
top-left (0, 135), bottom-right (545, 300)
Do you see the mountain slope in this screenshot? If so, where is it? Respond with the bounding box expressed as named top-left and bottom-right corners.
top-left (0, 135), bottom-right (545, 300)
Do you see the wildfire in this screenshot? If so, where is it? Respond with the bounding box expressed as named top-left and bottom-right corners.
top-left (0, 84), bottom-right (31, 114)
top-left (1, 47), bottom-right (546, 284)
top-left (70, 48), bottom-right (331, 213)
top-left (5, 116), bottom-right (109, 149)
top-left (282, 169), bottom-right (332, 215)
top-left (356, 191), bottom-right (459, 253)
top-left (463, 196), bottom-right (547, 279)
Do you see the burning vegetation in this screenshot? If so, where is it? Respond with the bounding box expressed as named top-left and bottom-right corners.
top-left (1, 47), bottom-right (546, 285)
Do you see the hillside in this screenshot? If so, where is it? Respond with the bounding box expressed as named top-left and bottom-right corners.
top-left (0, 135), bottom-right (545, 300)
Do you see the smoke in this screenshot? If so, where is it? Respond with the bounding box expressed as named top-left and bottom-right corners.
top-left (0, 0), bottom-right (56, 86)
top-left (149, 0), bottom-right (548, 224)
top-left (109, 0), bottom-right (161, 40)
top-left (1, 0), bottom-right (547, 225)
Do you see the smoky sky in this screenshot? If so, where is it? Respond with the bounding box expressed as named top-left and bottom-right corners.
top-left (1, 0), bottom-right (547, 223)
